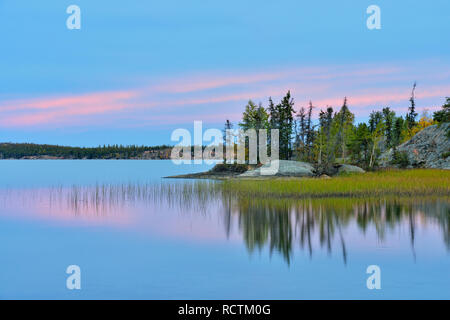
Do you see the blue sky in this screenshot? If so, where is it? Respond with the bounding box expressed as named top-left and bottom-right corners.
top-left (0, 0), bottom-right (449, 146)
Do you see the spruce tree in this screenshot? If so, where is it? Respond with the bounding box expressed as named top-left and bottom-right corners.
top-left (382, 107), bottom-right (395, 148)
top-left (406, 82), bottom-right (418, 129)
top-left (274, 91), bottom-right (295, 160)
top-left (223, 120), bottom-right (233, 163)
top-left (305, 101), bottom-right (315, 162)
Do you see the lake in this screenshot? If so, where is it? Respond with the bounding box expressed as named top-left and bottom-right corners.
top-left (0, 160), bottom-right (448, 299)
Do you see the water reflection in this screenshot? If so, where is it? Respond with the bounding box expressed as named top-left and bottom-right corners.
top-left (1, 182), bottom-right (448, 265)
top-left (222, 197), bottom-right (450, 264)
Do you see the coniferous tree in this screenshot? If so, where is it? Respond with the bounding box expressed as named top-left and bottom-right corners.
top-left (325, 107), bottom-right (334, 166)
top-left (305, 101), bottom-right (315, 162)
top-left (368, 110), bottom-right (385, 168)
top-left (223, 120), bottom-right (233, 163)
top-left (316, 106), bottom-right (335, 171)
top-left (348, 123), bottom-right (371, 168)
top-left (317, 110), bottom-right (326, 165)
top-left (267, 97), bottom-right (279, 159)
top-left (274, 91), bottom-right (296, 160)
top-left (369, 111), bottom-right (383, 133)
top-left (392, 116), bottom-right (404, 148)
top-left (239, 101), bottom-right (269, 163)
top-left (382, 107), bottom-right (395, 148)
top-left (268, 97), bottom-right (278, 130)
top-left (334, 98), bottom-right (354, 163)
top-left (406, 82), bottom-right (418, 129)
top-left (294, 107), bottom-right (306, 160)
top-left (433, 97), bottom-right (450, 124)
top-left (296, 107), bottom-right (306, 146)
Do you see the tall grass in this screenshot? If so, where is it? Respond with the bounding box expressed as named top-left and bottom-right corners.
top-left (221, 169), bottom-right (450, 198)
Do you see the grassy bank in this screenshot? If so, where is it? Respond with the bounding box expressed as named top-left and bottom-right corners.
top-left (221, 169), bottom-right (450, 198)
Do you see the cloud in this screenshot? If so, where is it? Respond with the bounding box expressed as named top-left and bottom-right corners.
top-left (0, 61), bottom-right (448, 128)
top-left (0, 91), bottom-right (139, 126)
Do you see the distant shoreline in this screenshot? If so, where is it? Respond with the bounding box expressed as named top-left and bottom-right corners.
top-left (0, 158), bottom-right (171, 160)
top-left (0, 142), bottom-right (173, 160)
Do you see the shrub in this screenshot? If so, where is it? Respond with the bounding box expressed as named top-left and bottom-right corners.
top-left (211, 163), bottom-right (248, 173)
top-left (390, 150), bottom-right (410, 168)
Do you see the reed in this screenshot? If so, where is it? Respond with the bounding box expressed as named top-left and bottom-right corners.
top-left (221, 169), bottom-right (450, 198)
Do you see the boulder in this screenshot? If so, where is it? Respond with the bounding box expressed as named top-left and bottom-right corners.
top-left (239, 160), bottom-right (315, 177)
top-left (337, 164), bottom-right (365, 175)
top-left (379, 123), bottom-right (450, 169)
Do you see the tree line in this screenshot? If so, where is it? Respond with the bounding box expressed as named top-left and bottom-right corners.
top-left (0, 143), bottom-right (173, 159)
top-left (224, 84), bottom-right (449, 171)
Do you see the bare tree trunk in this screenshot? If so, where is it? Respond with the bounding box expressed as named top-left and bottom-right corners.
top-left (342, 138), bottom-right (346, 164)
top-left (318, 142), bottom-right (322, 165)
top-left (369, 140), bottom-right (376, 168)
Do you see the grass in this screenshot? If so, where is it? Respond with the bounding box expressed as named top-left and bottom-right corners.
top-left (221, 169), bottom-right (450, 198)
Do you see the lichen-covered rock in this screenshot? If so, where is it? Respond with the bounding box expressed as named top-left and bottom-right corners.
top-left (379, 123), bottom-right (450, 169)
top-left (239, 160), bottom-right (315, 177)
top-left (337, 164), bottom-right (365, 174)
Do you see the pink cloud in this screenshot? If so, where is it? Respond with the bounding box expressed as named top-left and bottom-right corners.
top-left (311, 85), bottom-right (450, 110)
top-left (149, 65), bottom-right (401, 94)
top-left (0, 90), bottom-right (137, 112)
top-left (0, 91), bottom-right (139, 126)
top-left (0, 60), bottom-right (448, 128)
top-left (151, 70), bottom-right (293, 94)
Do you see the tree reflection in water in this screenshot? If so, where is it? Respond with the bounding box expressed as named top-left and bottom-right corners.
top-left (221, 196), bottom-right (449, 265)
top-left (1, 182), bottom-right (448, 265)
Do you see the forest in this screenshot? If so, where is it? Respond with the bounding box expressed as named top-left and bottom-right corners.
top-left (227, 84), bottom-right (450, 171)
top-left (1, 85), bottom-right (449, 164)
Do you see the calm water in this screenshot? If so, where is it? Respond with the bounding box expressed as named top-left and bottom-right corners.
top-left (0, 160), bottom-right (449, 299)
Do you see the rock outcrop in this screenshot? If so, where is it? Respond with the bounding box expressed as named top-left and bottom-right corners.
top-left (239, 160), bottom-right (315, 177)
top-left (337, 164), bottom-right (366, 174)
top-left (379, 123), bottom-right (450, 169)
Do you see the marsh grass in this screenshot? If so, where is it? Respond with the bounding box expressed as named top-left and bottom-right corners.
top-left (221, 169), bottom-right (450, 198)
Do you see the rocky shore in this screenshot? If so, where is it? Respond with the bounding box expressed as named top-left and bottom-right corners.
top-left (167, 123), bottom-right (449, 179)
top-left (166, 161), bottom-right (366, 179)
top-left (379, 123), bottom-right (450, 169)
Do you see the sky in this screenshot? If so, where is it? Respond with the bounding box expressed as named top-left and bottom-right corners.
top-left (0, 0), bottom-right (449, 147)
